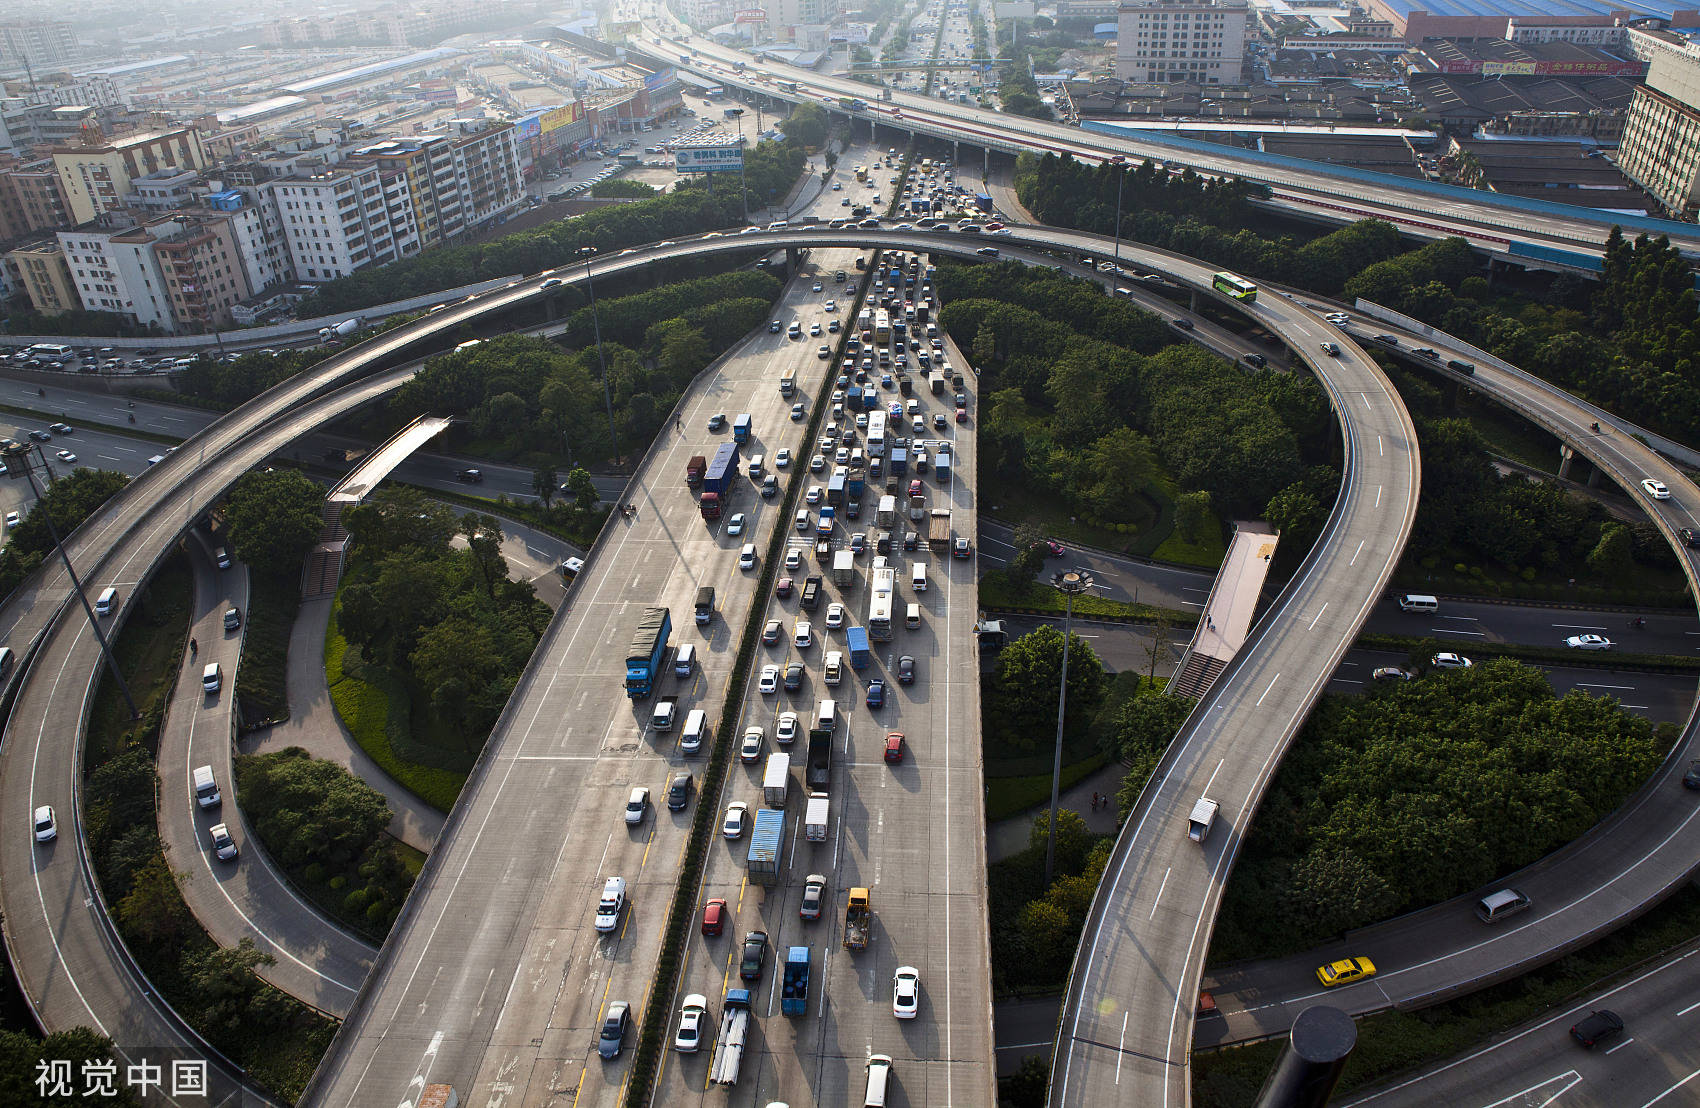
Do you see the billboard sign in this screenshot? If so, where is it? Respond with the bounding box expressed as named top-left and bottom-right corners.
top-left (734, 7), bottom-right (769, 21)
top-left (994, 2), bottom-right (1037, 17)
top-left (676, 143), bottom-right (745, 173)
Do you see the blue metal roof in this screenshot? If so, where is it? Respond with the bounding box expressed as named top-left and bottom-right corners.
top-left (1377, 0), bottom-right (1683, 19)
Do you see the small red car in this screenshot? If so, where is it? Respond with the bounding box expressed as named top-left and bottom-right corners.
top-left (884, 732), bottom-right (904, 764)
top-left (955, 408), bottom-right (967, 423)
top-left (776, 576), bottom-right (793, 598)
top-left (907, 479), bottom-right (923, 498)
top-left (702, 898), bottom-right (727, 937)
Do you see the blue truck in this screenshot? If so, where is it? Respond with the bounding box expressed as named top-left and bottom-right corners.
top-left (781, 947), bottom-right (811, 1016)
top-left (701, 441), bottom-right (740, 520)
top-left (626, 606), bottom-right (672, 699)
top-left (748, 809), bottom-right (785, 885)
top-left (733, 413), bottom-right (752, 444)
top-left (817, 505), bottom-right (836, 535)
top-left (846, 626), bottom-right (870, 669)
top-left (847, 470), bottom-right (865, 499)
top-left (974, 193), bottom-right (993, 212)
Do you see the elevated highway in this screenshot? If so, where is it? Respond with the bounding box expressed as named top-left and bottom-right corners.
top-left (1, 218), bottom-right (1696, 1107)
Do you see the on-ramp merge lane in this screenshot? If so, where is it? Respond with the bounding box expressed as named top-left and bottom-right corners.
top-left (1050, 279), bottom-right (1422, 1105)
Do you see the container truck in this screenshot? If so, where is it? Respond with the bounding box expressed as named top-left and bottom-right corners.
top-left (806, 729), bottom-right (833, 791)
top-left (846, 626), bottom-right (871, 669)
top-left (686, 454), bottom-right (706, 486)
top-left (626, 607), bottom-right (672, 699)
top-left (877, 495), bottom-right (897, 529)
top-left (733, 413), bottom-right (752, 444)
top-left (317, 318), bottom-right (358, 342)
top-left (804, 791), bottom-right (830, 841)
top-left (709, 989), bottom-right (751, 1084)
top-left (781, 947), bottom-right (811, 1016)
top-left (889, 446), bottom-right (908, 476)
top-left (974, 193), bottom-right (993, 212)
top-left (817, 505), bottom-right (836, 535)
top-left (701, 442), bottom-right (739, 519)
top-left (763, 752), bottom-right (791, 806)
top-left (832, 549), bottom-right (855, 587)
top-left (843, 888), bottom-right (872, 950)
top-left (928, 509), bottom-right (952, 552)
top-left (748, 808), bottom-right (785, 885)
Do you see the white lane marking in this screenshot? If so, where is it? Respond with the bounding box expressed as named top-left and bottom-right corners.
top-left (1255, 674), bottom-right (1281, 706)
top-left (1642, 1067), bottom-right (1700, 1107)
top-left (1575, 682), bottom-right (1635, 690)
top-left (1308, 603), bottom-right (1328, 631)
top-left (1114, 1011), bottom-right (1129, 1085)
top-left (1148, 867), bottom-right (1171, 921)
top-left (1473, 1073), bottom-right (1582, 1108)
top-left (1553, 623), bottom-right (1607, 630)
top-left (1604, 1036), bottom-right (1635, 1055)
top-left (1349, 539), bottom-right (1364, 566)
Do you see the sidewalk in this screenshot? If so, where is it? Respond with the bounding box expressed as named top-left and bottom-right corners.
top-left (239, 596), bottom-right (445, 853)
top-left (986, 759), bottom-right (1130, 864)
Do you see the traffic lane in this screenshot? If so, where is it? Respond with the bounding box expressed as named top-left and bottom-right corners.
top-left (977, 520), bottom-right (1212, 612)
top-left (1366, 596), bottom-right (1699, 656)
top-left (1328, 649), bottom-right (1696, 724)
top-left (1341, 940), bottom-right (1700, 1108)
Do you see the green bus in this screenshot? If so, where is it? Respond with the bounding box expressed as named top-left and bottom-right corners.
top-left (1212, 271), bottom-right (1257, 301)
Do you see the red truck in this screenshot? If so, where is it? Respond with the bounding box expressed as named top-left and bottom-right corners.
top-left (687, 454), bottom-right (706, 487)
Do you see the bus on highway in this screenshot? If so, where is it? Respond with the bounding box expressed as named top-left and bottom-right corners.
top-left (874, 309), bottom-right (892, 343)
top-left (867, 410), bottom-right (887, 457)
top-left (704, 85), bottom-right (724, 98)
top-left (868, 566), bottom-right (896, 641)
top-left (1212, 271), bottom-right (1257, 301)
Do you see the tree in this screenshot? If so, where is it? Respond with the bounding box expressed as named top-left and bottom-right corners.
top-left (114, 855), bottom-right (191, 948)
top-left (991, 625), bottom-right (1108, 750)
top-left (1173, 490), bottom-right (1211, 543)
top-left (779, 100), bottom-right (829, 148)
top-left (234, 748), bottom-right (393, 869)
top-left (1005, 1055), bottom-right (1050, 1108)
top-left (182, 937), bottom-right (291, 1036)
top-left (0, 1027), bottom-right (141, 1106)
top-left (222, 468), bottom-right (324, 581)
top-left (1585, 522), bottom-right (1634, 578)
top-left (1028, 807), bottom-right (1093, 875)
top-left (533, 465), bottom-right (557, 507)
top-left (565, 467), bottom-right (599, 510)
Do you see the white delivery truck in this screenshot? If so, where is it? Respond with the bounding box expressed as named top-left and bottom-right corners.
top-left (763, 752), bottom-right (790, 807)
top-left (804, 792), bottom-right (830, 842)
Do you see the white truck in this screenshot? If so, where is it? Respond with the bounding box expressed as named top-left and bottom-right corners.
top-left (804, 792), bottom-right (830, 842)
top-left (317, 318), bottom-right (358, 342)
top-left (763, 752), bottom-right (790, 807)
top-left (709, 988), bottom-right (752, 1085)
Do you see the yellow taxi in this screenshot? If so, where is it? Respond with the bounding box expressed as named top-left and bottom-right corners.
top-left (1315, 957), bottom-right (1377, 988)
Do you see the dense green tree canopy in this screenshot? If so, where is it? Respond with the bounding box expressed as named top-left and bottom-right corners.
top-left (223, 467), bottom-right (326, 580)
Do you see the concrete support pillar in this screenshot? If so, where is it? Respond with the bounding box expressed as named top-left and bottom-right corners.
top-left (1557, 444), bottom-right (1575, 481)
top-left (1252, 1006), bottom-right (1357, 1108)
top-left (1190, 289), bottom-right (1200, 313)
top-left (785, 245), bottom-right (801, 270)
top-left (1586, 465), bottom-right (1601, 487)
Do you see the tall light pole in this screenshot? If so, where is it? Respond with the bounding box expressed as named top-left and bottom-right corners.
top-left (1111, 155), bottom-right (1128, 268)
top-left (578, 246), bottom-right (623, 470)
top-left (1045, 568), bottom-right (1094, 887)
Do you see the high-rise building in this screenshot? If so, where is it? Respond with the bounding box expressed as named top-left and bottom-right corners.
top-left (262, 162), bottom-right (422, 284)
top-left (1115, 0), bottom-right (1248, 85)
top-left (345, 120), bottom-right (524, 249)
top-left (1617, 43), bottom-right (1700, 219)
top-left (0, 154), bottom-right (71, 240)
top-left (52, 125), bottom-right (209, 224)
top-left (0, 21), bottom-right (78, 73)
top-left (6, 238), bottom-right (79, 315)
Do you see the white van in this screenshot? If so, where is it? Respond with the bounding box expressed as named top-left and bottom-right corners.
top-left (192, 765), bottom-right (221, 808)
top-left (748, 454), bottom-right (765, 477)
top-left (905, 603), bottom-right (921, 630)
top-left (0, 646), bottom-right (13, 678)
top-left (1397, 593), bottom-right (1439, 613)
top-left (95, 587), bottom-right (118, 616)
top-left (911, 563), bottom-right (927, 592)
top-left (202, 662), bottom-right (221, 693)
top-left (815, 699), bottom-right (837, 733)
top-left (674, 642), bottom-right (697, 678)
top-left (864, 1054), bottom-right (894, 1107)
top-left (681, 708), bottom-right (709, 755)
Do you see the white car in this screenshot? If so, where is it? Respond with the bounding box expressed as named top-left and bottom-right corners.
top-left (759, 664), bottom-right (781, 694)
top-left (4, 511), bottom-right (19, 529)
top-left (806, 486), bottom-right (824, 505)
top-left (741, 726), bottom-right (765, 762)
top-left (812, 283), bottom-right (823, 293)
top-left (675, 994), bottom-right (709, 1052)
top-left (739, 543), bottom-right (757, 570)
top-left (796, 509), bottom-right (811, 532)
top-left (825, 299), bottom-right (837, 311)
top-left (794, 619), bottom-right (812, 649)
top-left (775, 448), bottom-right (792, 468)
top-left (209, 823), bottom-right (239, 861)
top-left (594, 876), bottom-right (626, 931)
top-left (1431, 652), bottom-right (1473, 670)
top-left (892, 966), bottom-right (920, 1019)
top-left (810, 454), bottom-right (827, 472)
top-left (1566, 634), bottom-right (1614, 651)
top-left (825, 603), bottom-right (847, 630)
top-left (624, 786), bottom-right (650, 824)
top-left (726, 512), bottom-right (746, 536)
top-left (33, 805), bottom-right (56, 842)
top-left (722, 801), bottom-right (748, 838)
top-left (55, 449), bottom-right (76, 463)
top-left (776, 711), bottom-right (800, 744)
top-left (1642, 477), bottom-right (1672, 500)
top-left (785, 548), bottom-right (802, 570)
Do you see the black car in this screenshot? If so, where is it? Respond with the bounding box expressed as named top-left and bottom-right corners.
top-left (27, 430), bottom-right (51, 442)
top-left (897, 655), bottom-right (916, 684)
top-left (784, 662), bottom-right (804, 692)
top-left (1569, 1009), bottom-right (1624, 1049)
top-left (1171, 318), bottom-right (1194, 331)
top-left (667, 771), bottom-right (693, 811)
top-left (739, 930), bottom-right (769, 980)
top-left (597, 1001), bottom-right (631, 1058)
top-left (1683, 760), bottom-right (1700, 790)
top-left (1681, 528), bottom-right (1700, 550)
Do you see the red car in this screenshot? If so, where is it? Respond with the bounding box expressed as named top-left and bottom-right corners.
top-left (1034, 539), bottom-right (1065, 558)
top-left (955, 408), bottom-right (967, 423)
top-left (776, 576), bottom-right (793, 598)
top-left (702, 898), bottom-right (727, 937)
top-left (907, 479), bottom-right (923, 498)
top-left (884, 732), bottom-right (904, 764)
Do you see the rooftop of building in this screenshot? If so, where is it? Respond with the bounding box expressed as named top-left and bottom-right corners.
top-left (1418, 37), bottom-right (1638, 65)
top-left (1410, 71), bottom-right (1637, 115)
top-left (1373, 0), bottom-right (1685, 20)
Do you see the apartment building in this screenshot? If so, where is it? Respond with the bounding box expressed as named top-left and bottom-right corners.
top-left (264, 162), bottom-right (422, 283)
top-left (1616, 41), bottom-right (1700, 218)
top-left (204, 186), bottom-right (292, 298)
top-left (345, 120), bottom-right (524, 248)
top-left (7, 239), bottom-right (78, 315)
top-left (0, 21), bottom-right (78, 73)
top-left (1115, 0), bottom-right (1250, 84)
top-left (0, 154), bottom-right (71, 240)
top-left (52, 125), bottom-right (210, 224)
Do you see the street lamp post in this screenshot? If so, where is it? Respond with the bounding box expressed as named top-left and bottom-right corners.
top-left (1112, 157), bottom-right (1128, 268)
top-left (1045, 568), bottom-right (1095, 887)
top-left (578, 247), bottom-right (623, 470)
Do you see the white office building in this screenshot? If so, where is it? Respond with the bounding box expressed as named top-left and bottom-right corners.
top-left (1115, 0), bottom-right (1249, 84)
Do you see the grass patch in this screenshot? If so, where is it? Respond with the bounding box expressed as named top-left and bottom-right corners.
top-left (323, 603), bottom-right (465, 813)
top-left (1461, 398), bottom-right (1563, 474)
top-left (1152, 515), bottom-right (1229, 568)
top-left (985, 751), bottom-right (1112, 821)
top-left (983, 481), bottom-right (1141, 553)
top-left (1195, 883), bottom-right (1700, 1107)
top-left (83, 553), bottom-right (333, 1102)
top-left (979, 569), bottom-right (1196, 625)
top-left (234, 572), bottom-right (296, 724)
